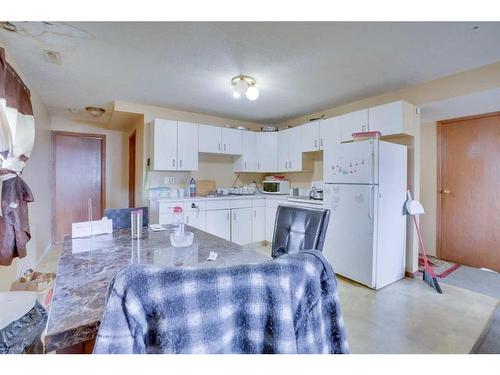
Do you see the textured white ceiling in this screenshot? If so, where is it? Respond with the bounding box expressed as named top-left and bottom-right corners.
top-left (1, 22), bottom-right (500, 123)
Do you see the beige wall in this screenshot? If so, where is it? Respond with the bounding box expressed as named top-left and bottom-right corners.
top-left (276, 62), bottom-right (500, 272)
top-left (117, 102), bottom-right (266, 206)
top-left (50, 116), bottom-right (129, 210)
top-left (420, 122), bottom-right (437, 256)
top-left (0, 43), bottom-right (52, 291)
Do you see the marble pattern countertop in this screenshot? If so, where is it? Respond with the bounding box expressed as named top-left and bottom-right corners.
top-left (44, 226), bottom-right (270, 352)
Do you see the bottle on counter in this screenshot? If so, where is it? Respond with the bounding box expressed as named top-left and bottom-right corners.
top-left (189, 178), bottom-right (196, 197)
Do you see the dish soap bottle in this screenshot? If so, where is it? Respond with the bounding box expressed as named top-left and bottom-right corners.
top-left (189, 178), bottom-right (196, 197)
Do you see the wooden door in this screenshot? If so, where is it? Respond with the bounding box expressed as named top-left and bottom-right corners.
top-left (437, 112), bottom-right (500, 271)
top-left (129, 131), bottom-right (136, 207)
top-left (52, 131), bottom-right (106, 243)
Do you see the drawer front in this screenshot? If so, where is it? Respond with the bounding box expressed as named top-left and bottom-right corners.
top-left (206, 200), bottom-right (231, 210)
top-left (265, 198), bottom-right (287, 209)
top-left (230, 199), bottom-right (253, 209)
top-left (159, 201), bottom-right (183, 213)
top-left (182, 200), bottom-right (206, 212)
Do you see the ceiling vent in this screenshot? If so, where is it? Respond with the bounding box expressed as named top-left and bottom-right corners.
top-left (43, 50), bottom-right (62, 65)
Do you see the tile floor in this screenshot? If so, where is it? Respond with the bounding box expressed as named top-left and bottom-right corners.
top-left (37, 244), bottom-right (499, 354)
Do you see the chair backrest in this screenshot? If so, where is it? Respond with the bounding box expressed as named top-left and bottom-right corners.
top-left (272, 205), bottom-right (330, 258)
top-left (104, 207), bottom-right (149, 230)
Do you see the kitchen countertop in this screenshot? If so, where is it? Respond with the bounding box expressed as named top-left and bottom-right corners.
top-left (153, 193), bottom-right (318, 203)
top-left (44, 226), bottom-right (270, 352)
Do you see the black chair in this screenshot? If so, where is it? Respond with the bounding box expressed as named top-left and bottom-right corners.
top-left (103, 207), bottom-right (149, 230)
top-left (271, 205), bottom-right (330, 258)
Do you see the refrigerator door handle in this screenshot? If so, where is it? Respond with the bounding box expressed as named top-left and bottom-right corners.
top-left (370, 151), bottom-right (375, 184)
top-left (368, 186), bottom-right (374, 234)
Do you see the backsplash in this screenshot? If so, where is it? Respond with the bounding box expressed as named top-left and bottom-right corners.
top-left (147, 155), bottom-right (323, 194)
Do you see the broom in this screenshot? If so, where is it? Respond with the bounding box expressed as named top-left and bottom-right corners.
top-left (405, 191), bottom-right (443, 294)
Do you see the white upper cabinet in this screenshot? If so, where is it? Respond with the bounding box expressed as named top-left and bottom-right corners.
top-left (321, 116), bottom-right (342, 183)
top-left (340, 109), bottom-right (369, 142)
top-left (234, 131), bottom-right (257, 172)
top-left (301, 120), bottom-right (320, 152)
top-left (221, 128), bottom-right (243, 155)
top-left (177, 121), bottom-right (198, 171)
top-left (279, 127), bottom-right (303, 172)
top-left (368, 101), bottom-right (416, 137)
top-left (150, 119), bottom-right (198, 171)
top-left (198, 124), bottom-right (222, 153)
top-left (278, 129), bottom-right (289, 172)
top-left (199, 124), bottom-right (243, 155)
top-left (256, 132), bottom-right (278, 172)
top-left (150, 119), bottom-right (178, 171)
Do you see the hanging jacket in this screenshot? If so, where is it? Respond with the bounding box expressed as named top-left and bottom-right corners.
top-left (0, 175), bottom-right (34, 266)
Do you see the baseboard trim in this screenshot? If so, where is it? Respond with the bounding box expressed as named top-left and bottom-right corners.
top-left (405, 270), bottom-right (418, 278)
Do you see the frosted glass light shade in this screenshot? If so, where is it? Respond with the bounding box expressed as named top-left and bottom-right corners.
top-left (246, 86), bottom-right (259, 101)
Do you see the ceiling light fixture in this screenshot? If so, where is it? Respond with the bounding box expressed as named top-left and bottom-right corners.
top-left (231, 75), bottom-right (259, 101)
top-left (85, 106), bottom-right (106, 118)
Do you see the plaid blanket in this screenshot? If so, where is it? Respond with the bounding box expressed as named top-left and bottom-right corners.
top-left (93, 250), bottom-right (349, 354)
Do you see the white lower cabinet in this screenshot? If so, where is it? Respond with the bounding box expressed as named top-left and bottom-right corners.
top-left (251, 206), bottom-right (266, 243)
top-left (184, 211), bottom-right (206, 231)
top-left (206, 209), bottom-right (231, 241)
top-left (231, 207), bottom-right (253, 245)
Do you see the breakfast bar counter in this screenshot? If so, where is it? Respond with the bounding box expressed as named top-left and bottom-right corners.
top-left (44, 226), bottom-right (270, 353)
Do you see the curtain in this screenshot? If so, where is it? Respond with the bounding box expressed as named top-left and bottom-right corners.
top-left (0, 47), bottom-right (35, 266)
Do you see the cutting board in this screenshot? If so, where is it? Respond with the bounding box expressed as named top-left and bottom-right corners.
top-left (196, 180), bottom-right (217, 196)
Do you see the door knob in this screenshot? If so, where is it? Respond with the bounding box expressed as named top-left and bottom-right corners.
top-left (441, 189), bottom-right (451, 194)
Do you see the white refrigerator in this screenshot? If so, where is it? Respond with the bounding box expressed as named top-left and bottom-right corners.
top-left (323, 139), bottom-right (407, 289)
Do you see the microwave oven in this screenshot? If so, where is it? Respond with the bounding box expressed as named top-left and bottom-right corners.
top-left (262, 180), bottom-right (290, 195)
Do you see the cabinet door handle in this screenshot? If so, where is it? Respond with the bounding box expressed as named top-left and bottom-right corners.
top-left (244, 162), bottom-right (247, 170)
top-left (314, 139), bottom-right (318, 148)
top-left (172, 159), bottom-right (176, 167)
top-left (257, 162), bottom-right (260, 170)
top-left (226, 212), bottom-right (230, 221)
top-left (320, 138), bottom-right (323, 148)
top-left (179, 159), bottom-right (182, 168)
top-left (218, 143), bottom-right (221, 151)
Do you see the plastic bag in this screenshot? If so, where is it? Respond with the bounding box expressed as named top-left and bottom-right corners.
top-left (0, 301), bottom-right (47, 354)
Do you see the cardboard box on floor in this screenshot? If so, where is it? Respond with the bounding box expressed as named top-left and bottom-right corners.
top-left (10, 271), bottom-right (56, 308)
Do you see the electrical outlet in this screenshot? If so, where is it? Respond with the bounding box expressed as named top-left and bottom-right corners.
top-left (169, 176), bottom-right (175, 184)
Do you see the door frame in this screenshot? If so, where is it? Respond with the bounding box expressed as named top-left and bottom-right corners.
top-left (128, 130), bottom-right (136, 208)
top-left (51, 131), bottom-right (106, 242)
top-left (436, 111), bottom-right (500, 259)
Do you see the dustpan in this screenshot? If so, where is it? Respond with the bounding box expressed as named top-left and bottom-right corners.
top-left (405, 191), bottom-right (425, 215)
